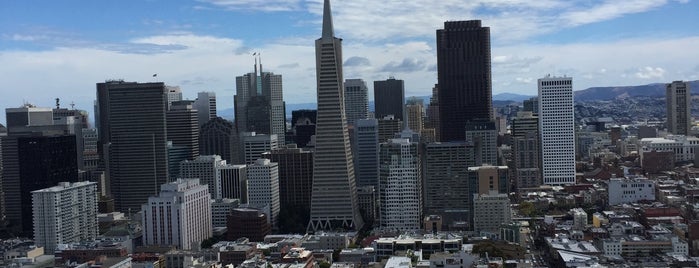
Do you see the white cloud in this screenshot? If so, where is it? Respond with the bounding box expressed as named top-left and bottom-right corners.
top-left (635, 66), bottom-right (666, 79)
top-left (195, 0), bottom-right (303, 11)
top-left (563, 0), bottom-right (668, 26)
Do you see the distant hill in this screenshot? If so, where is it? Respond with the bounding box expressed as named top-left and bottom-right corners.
top-left (574, 80), bottom-right (699, 101)
top-left (493, 93), bottom-right (533, 102)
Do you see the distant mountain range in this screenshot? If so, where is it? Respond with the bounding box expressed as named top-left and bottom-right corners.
top-left (217, 80), bottom-right (699, 120)
top-left (574, 80), bottom-right (699, 101)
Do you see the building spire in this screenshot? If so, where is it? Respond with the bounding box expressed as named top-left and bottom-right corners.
top-left (322, 0), bottom-right (334, 39)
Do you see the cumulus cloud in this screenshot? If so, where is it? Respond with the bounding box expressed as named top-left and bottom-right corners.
top-left (379, 58), bottom-right (426, 73)
top-left (635, 66), bottom-right (666, 79)
top-left (344, 56), bottom-right (371, 67)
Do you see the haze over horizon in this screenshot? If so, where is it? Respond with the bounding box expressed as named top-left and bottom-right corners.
top-left (1, 0), bottom-right (698, 125)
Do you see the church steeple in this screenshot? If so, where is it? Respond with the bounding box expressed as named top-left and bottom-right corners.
top-left (321, 0), bottom-right (334, 39)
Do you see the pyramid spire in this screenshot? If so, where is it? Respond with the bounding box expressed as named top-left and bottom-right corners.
top-left (322, 0), bottom-right (334, 39)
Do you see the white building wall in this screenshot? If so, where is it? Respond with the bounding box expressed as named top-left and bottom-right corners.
top-left (246, 159), bottom-right (280, 227)
top-left (141, 179), bottom-right (212, 250)
top-left (180, 155), bottom-right (225, 199)
top-left (608, 178), bottom-right (655, 205)
top-left (379, 139), bottom-right (420, 230)
top-left (538, 76), bottom-right (576, 185)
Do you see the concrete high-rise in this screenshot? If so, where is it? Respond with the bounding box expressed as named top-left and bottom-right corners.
top-left (666, 81), bottom-right (692, 135)
top-left (464, 121), bottom-right (498, 166)
top-left (352, 119), bottom-right (379, 188)
top-left (405, 97), bottom-right (424, 133)
top-left (32, 181), bottom-right (98, 253)
top-left (194, 91), bottom-right (217, 128)
top-left (436, 20), bottom-right (493, 142)
top-left (180, 155), bottom-right (226, 199)
top-left (374, 78), bottom-right (405, 122)
top-left (97, 81), bottom-right (169, 212)
top-left (166, 86), bottom-right (183, 108)
top-left (511, 112), bottom-right (540, 189)
top-left (379, 138), bottom-right (420, 230)
top-left (141, 179), bottom-right (212, 250)
top-left (307, 0), bottom-right (364, 231)
top-left (235, 58), bottom-right (286, 144)
top-left (246, 159), bottom-right (280, 228)
top-left (167, 100), bottom-right (199, 160)
top-left (344, 79), bottom-right (369, 127)
top-left (538, 76), bottom-right (576, 185)
top-left (220, 164), bottom-right (247, 203)
top-left (200, 117), bottom-right (239, 164)
top-left (423, 142), bottom-right (474, 229)
top-left (241, 133), bottom-right (278, 165)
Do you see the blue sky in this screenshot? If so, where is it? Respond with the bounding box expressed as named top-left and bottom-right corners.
top-left (1, 0), bottom-right (698, 124)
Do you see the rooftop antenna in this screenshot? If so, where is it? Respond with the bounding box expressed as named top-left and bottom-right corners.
top-left (253, 52), bottom-right (258, 75)
top-left (70, 101), bottom-right (75, 110)
top-left (55, 98), bottom-right (60, 109)
top-left (258, 52), bottom-right (263, 74)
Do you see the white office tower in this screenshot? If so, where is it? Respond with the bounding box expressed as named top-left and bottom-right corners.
top-left (32, 181), bottom-right (98, 253)
top-left (194, 91), bottom-right (217, 127)
top-left (180, 155), bottom-right (226, 199)
top-left (379, 138), bottom-right (420, 230)
top-left (141, 179), bottom-right (212, 250)
top-left (538, 76), bottom-right (576, 185)
top-left (344, 79), bottom-right (369, 127)
top-left (242, 132), bottom-right (279, 165)
top-left (246, 159), bottom-right (280, 228)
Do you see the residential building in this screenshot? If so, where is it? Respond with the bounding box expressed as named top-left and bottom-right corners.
top-left (538, 76), bottom-right (576, 185)
top-left (511, 112), bottom-right (540, 189)
top-left (423, 142), bottom-right (473, 228)
top-left (307, 0), bottom-right (364, 231)
top-left (436, 20), bottom-right (493, 141)
top-left (379, 138), bottom-right (420, 230)
top-left (32, 181), bottom-right (98, 253)
top-left (141, 179), bottom-right (212, 250)
top-left (247, 159), bottom-right (280, 227)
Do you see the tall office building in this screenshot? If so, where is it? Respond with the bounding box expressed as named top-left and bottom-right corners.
top-left (464, 121), bottom-right (498, 166)
top-left (4, 106), bottom-right (53, 132)
top-left (437, 20), bottom-right (493, 142)
top-left (538, 76), bottom-right (575, 185)
top-left (97, 81), bottom-right (169, 212)
top-left (242, 133), bottom-right (278, 165)
top-left (379, 138), bottom-right (420, 230)
top-left (167, 100), bottom-right (199, 160)
top-left (180, 155), bottom-right (226, 200)
top-left (194, 91), bottom-right (217, 127)
top-left (200, 117), bottom-right (239, 164)
top-left (378, 116), bottom-right (402, 143)
top-left (262, 145), bottom-right (313, 210)
top-left (235, 58), bottom-right (286, 144)
top-left (352, 119), bottom-right (379, 188)
top-left (425, 85), bottom-right (440, 141)
top-left (405, 97), bottom-right (424, 133)
top-left (246, 159), bottom-right (280, 228)
top-left (1, 133), bottom-right (78, 236)
top-left (522, 97), bottom-right (539, 115)
top-left (666, 81), bottom-right (692, 135)
top-left (374, 78), bottom-right (405, 121)
top-left (141, 179), bottom-right (211, 250)
top-left (81, 128), bottom-right (100, 171)
top-left (32, 181), bottom-right (98, 253)
top-left (344, 79), bottom-right (369, 127)
top-left (220, 164), bottom-right (247, 203)
top-left (308, 0), bottom-right (364, 231)
top-left (423, 142), bottom-right (474, 228)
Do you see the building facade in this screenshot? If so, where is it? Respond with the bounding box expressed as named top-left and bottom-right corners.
top-left (352, 119), bottom-right (379, 188)
top-left (194, 91), bottom-right (217, 128)
top-left (464, 121), bottom-right (498, 166)
top-left (538, 76), bottom-right (576, 185)
top-left (219, 164), bottom-right (247, 203)
top-left (666, 81), bottom-right (691, 135)
top-left (374, 78), bottom-right (405, 122)
top-left (344, 79), bottom-right (369, 127)
top-left (32, 181), bottom-right (98, 253)
top-left (261, 145), bottom-right (313, 210)
top-left (235, 60), bottom-right (286, 144)
top-left (200, 117), bottom-right (239, 164)
top-left (472, 191), bottom-right (511, 233)
top-left (379, 139), bottom-right (420, 230)
top-left (307, 0), bottom-right (364, 231)
top-left (179, 155), bottom-right (227, 200)
top-left (141, 179), bottom-right (212, 250)
top-left (241, 133), bottom-right (278, 165)
top-left (167, 100), bottom-right (199, 161)
top-left (422, 142), bottom-right (473, 228)
top-left (246, 159), bottom-right (280, 227)
top-left (436, 20), bottom-right (493, 142)
top-left (608, 178), bottom-right (656, 206)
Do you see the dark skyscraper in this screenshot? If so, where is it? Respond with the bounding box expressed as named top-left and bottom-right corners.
top-left (200, 117), bottom-right (239, 164)
top-left (307, 0), bottom-right (364, 231)
top-left (436, 20), bottom-right (493, 142)
top-left (167, 100), bottom-right (199, 160)
top-left (1, 133), bottom-right (78, 236)
top-left (96, 81), bottom-right (169, 212)
top-left (291, 110), bottom-right (316, 148)
top-left (373, 78), bottom-right (405, 121)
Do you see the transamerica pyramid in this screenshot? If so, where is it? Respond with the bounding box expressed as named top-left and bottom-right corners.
top-left (307, 0), bottom-right (364, 232)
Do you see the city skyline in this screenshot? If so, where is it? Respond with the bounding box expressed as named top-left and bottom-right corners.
top-left (1, 0), bottom-right (699, 123)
